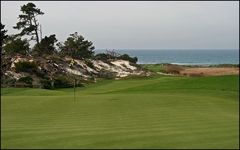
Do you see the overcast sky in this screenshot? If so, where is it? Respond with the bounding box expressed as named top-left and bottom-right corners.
top-left (1, 1), bottom-right (239, 50)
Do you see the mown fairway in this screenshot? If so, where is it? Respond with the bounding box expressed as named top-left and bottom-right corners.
top-left (1, 75), bottom-right (239, 149)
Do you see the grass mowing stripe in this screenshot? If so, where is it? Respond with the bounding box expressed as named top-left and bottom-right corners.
top-left (1, 75), bottom-right (239, 148)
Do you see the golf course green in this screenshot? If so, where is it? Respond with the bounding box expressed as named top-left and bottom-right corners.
top-left (1, 75), bottom-right (239, 149)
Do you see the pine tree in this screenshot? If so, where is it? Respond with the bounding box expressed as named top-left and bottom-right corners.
top-left (13, 3), bottom-right (44, 45)
top-left (1, 23), bottom-right (8, 49)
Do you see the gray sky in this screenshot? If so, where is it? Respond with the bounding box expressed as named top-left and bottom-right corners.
top-left (1, 1), bottom-right (239, 49)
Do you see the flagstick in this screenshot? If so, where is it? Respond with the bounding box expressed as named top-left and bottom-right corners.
top-left (74, 78), bottom-right (76, 102)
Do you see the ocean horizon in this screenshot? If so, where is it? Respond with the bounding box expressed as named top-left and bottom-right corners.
top-left (95, 49), bottom-right (239, 65)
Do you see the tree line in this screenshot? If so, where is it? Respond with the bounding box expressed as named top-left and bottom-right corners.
top-left (1, 2), bottom-right (95, 59)
top-left (1, 2), bottom-right (137, 64)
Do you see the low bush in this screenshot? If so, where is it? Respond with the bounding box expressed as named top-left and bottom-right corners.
top-left (118, 54), bottom-right (138, 64)
top-left (35, 69), bottom-right (47, 78)
top-left (53, 76), bottom-right (73, 88)
top-left (15, 61), bottom-right (38, 73)
top-left (98, 70), bottom-right (116, 79)
top-left (40, 79), bottom-right (53, 89)
top-left (95, 52), bottom-right (138, 64)
top-left (85, 59), bottom-right (95, 69)
top-left (95, 53), bottom-right (116, 62)
top-left (18, 76), bottom-right (33, 84)
top-left (3, 36), bottom-right (30, 55)
top-left (1, 76), bottom-right (16, 87)
top-left (40, 76), bottom-right (85, 89)
top-left (164, 64), bottom-right (184, 74)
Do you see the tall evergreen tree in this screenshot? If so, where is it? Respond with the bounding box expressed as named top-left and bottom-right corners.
top-left (32, 34), bottom-right (58, 55)
top-left (58, 32), bottom-right (95, 59)
top-left (13, 3), bottom-right (44, 45)
top-left (1, 23), bottom-right (8, 50)
top-left (3, 36), bottom-right (30, 55)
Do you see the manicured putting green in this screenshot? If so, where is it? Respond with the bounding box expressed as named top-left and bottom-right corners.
top-left (1, 75), bottom-right (239, 148)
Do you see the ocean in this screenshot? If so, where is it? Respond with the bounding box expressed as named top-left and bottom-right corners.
top-left (95, 49), bottom-right (239, 65)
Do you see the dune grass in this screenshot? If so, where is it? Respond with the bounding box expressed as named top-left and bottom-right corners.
top-left (141, 64), bottom-right (166, 73)
top-left (1, 75), bottom-right (239, 149)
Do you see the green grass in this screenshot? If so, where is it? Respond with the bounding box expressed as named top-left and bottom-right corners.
top-left (141, 64), bottom-right (166, 73)
top-left (1, 75), bottom-right (239, 149)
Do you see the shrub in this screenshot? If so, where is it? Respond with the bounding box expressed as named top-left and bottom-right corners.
top-left (85, 59), bottom-right (94, 68)
top-left (164, 64), bottom-right (184, 74)
top-left (58, 32), bottom-right (95, 59)
top-left (40, 79), bottom-right (52, 89)
top-left (18, 76), bottom-right (33, 84)
top-left (95, 53), bottom-right (116, 62)
top-left (15, 61), bottom-right (38, 73)
top-left (118, 54), bottom-right (138, 64)
top-left (74, 80), bottom-right (85, 87)
top-left (32, 34), bottom-right (57, 56)
top-left (3, 36), bottom-right (30, 55)
top-left (34, 69), bottom-right (47, 78)
top-left (95, 53), bottom-right (138, 64)
top-left (1, 76), bottom-right (16, 87)
top-left (53, 76), bottom-right (73, 88)
top-left (41, 76), bottom-right (81, 89)
top-left (55, 77), bottom-right (85, 88)
top-left (98, 70), bottom-right (116, 79)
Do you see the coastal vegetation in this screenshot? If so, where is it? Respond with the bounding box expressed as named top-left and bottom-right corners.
top-left (1, 2), bottom-right (239, 149)
top-left (1, 3), bottom-right (141, 89)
